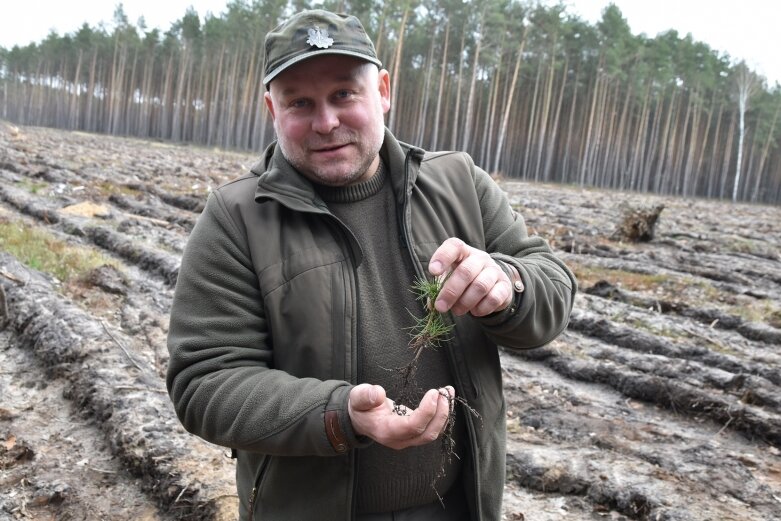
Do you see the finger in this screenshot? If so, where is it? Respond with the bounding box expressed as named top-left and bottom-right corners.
top-left (451, 263), bottom-right (505, 316)
top-left (435, 253), bottom-right (485, 313)
top-left (417, 388), bottom-right (453, 443)
top-left (470, 278), bottom-right (513, 317)
top-left (349, 384), bottom-right (385, 412)
top-left (379, 388), bottom-right (456, 450)
top-left (466, 265), bottom-right (513, 316)
top-left (429, 238), bottom-right (468, 276)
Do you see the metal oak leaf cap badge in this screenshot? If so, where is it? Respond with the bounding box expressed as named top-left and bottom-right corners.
top-left (306, 26), bottom-right (334, 49)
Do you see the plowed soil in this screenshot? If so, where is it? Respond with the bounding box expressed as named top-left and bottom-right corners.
top-left (1, 122), bottom-right (780, 521)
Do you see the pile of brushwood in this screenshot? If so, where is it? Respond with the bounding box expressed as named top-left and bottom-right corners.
top-left (1, 122), bottom-right (780, 521)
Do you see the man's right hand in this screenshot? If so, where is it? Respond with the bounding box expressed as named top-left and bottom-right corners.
top-left (348, 383), bottom-right (454, 450)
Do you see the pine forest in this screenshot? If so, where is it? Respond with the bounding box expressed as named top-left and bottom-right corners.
top-left (1, 0), bottom-right (780, 205)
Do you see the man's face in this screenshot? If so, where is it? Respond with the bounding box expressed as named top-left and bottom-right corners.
top-left (264, 55), bottom-right (391, 187)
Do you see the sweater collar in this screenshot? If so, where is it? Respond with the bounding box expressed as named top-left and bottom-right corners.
top-left (315, 160), bottom-right (386, 203)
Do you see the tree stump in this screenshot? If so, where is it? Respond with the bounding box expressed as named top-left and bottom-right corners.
top-left (611, 203), bottom-right (664, 242)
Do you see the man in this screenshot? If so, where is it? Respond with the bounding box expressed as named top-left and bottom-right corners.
top-left (166, 9), bottom-right (576, 521)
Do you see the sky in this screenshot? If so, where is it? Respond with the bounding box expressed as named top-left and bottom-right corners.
top-left (1, 0), bottom-right (779, 86)
top-left (560, 0), bottom-right (780, 86)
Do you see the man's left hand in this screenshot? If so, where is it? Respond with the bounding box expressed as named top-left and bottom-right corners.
top-left (428, 237), bottom-right (515, 317)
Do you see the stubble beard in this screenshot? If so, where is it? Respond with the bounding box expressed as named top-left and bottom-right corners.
top-left (275, 121), bottom-right (385, 187)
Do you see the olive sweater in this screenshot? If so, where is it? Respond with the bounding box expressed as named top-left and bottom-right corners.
top-left (316, 163), bottom-right (463, 513)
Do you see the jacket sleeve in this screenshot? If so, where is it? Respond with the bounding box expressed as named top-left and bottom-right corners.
top-left (471, 165), bottom-right (577, 348)
top-left (166, 192), bottom-right (360, 456)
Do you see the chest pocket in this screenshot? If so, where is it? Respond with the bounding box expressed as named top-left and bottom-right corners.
top-left (258, 242), bottom-right (351, 381)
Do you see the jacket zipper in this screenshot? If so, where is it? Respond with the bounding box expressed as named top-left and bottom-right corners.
top-left (321, 214), bottom-right (361, 521)
top-left (248, 456), bottom-right (271, 521)
top-left (397, 149), bottom-right (482, 518)
top-left (327, 215), bottom-right (360, 521)
top-left (397, 151), bottom-right (414, 253)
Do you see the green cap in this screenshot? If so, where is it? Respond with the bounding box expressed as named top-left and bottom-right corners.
top-left (263, 9), bottom-right (382, 86)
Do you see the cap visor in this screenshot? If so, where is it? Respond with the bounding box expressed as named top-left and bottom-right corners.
top-left (264, 50), bottom-right (382, 85)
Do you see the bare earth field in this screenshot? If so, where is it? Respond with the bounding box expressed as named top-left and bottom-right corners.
top-left (1, 122), bottom-right (780, 521)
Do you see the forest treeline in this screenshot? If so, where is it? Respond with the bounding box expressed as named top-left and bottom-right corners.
top-left (1, 0), bottom-right (780, 204)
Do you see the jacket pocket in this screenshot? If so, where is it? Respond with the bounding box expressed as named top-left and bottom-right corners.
top-left (248, 455), bottom-right (272, 521)
top-left (261, 258), bottom-right (350, 380)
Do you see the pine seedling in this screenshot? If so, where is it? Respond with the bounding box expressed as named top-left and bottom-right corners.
top-left (390, 275), bottom-right (480, 503)
top-left (392, 275), bottom-right (454, 414)
top-left (409, 275), bottom-right (455, 350)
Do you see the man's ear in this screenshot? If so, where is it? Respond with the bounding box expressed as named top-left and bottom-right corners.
top-left (264, 91), bottom-right (276, 121)
top-left (378, 69), bottom-right (391, 114)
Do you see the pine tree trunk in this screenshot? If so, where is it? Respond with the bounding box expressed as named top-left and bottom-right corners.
top-left (493, 33), bottom-right (525, 174)
top-left (751, 102), bottom-right (780, 202)
top-left (450, 27), bottom-right (467, 150)
top-left (534, 36), bottom-right (556, 182)
top-left (461, 11), bottom-right (484, 152)
top-left (543, 55), bottom-right (567, 182)
top-left (719, 109), bottom-right (736, 199)
top-left (430, 20), bottom-right (449, 151)
top-left (416, 32), bottom-right (437, 145)
top-left (706, 100), bottom-right (724, 199)
top-left (388, 5), bottom-right (409, 132)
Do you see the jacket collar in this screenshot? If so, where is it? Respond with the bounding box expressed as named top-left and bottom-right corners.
top-left (252, 128), bottom-right (425, 211)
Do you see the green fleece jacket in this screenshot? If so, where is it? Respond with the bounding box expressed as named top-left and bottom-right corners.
top-left (166, 129), bottom-right (577, 520)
